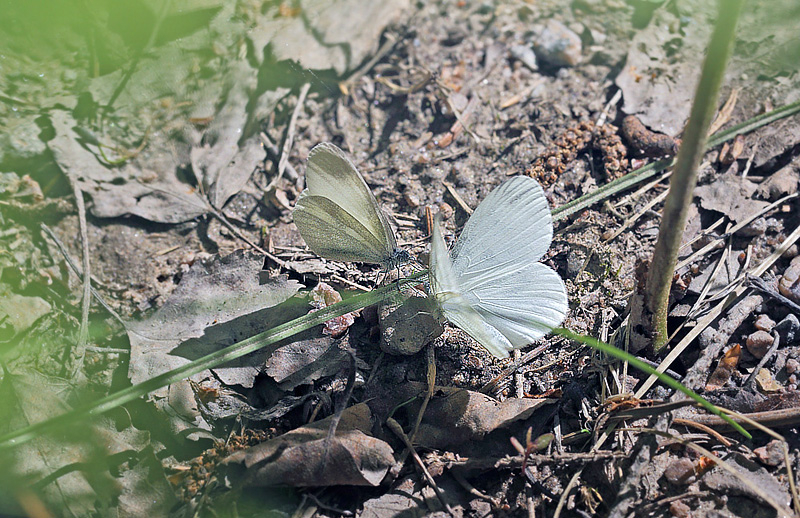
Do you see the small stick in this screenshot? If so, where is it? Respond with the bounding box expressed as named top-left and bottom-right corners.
top-left (676, 191), bottom-right (798, 270)
top-left (740, 141), bottom-right (760, 177)
top-left (205, 205), bottom-right (286, 268)
top-left (85, 347), bottom-right (129, 354)
top-left (672, 418), bottom-right (733, 447)
top-left (321, 351), bottom-right (357, 476)
top-left (271, 82), bottom-right (311, 190)
top-left (338, 33), bottom-right (399, 95)
top-left (707, 87), bottom-right (739, 136)
top-left (386, 417), bottom-right (455, 517)
top-left (40, 224), bottom-right (127, 328)
top-left (678, 216), bottom-right (725, 253)
top-left (596, 89), bottom-right (622, 127)
top-left (443, 181), bottom-right (474, 215)
top-left (409, 344), bottom-right (436, 443)
top-left (747, 274), bottom-right (800, 314)
top-left (603, 188), bottom-right (669, 243)
top-left (613, 169), bottom-right (671, 208)
top-left (685, 237), bottom-right (731, 318)
top-left (635, 222), bottom-right (800, 398)
top-left (450, 470), bottom-right (499, 506)
top-left (330, 274), bottom-right (371, 292)
top-left (480, 343), bottom-right (550, 395)
top-left (260, 132), bottom-right (299, 182)
top-left (68, 176), bottom-right (91, 356)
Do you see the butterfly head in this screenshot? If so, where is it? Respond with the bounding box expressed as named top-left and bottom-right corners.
top-left (386, 248), bottom-right (413, 271)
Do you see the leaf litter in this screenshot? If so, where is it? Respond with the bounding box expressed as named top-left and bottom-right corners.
top-left (2, 0), bottom-right (800, 516)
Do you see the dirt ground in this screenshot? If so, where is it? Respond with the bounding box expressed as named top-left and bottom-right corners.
top-left (2, 0), bottom-right (800, 517)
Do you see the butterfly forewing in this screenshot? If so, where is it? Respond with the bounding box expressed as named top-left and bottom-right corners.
top-left (452, 177), bottom-right (552, 291)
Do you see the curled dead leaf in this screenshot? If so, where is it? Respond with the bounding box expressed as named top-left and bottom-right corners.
top-left (310, 282), bottom-right (357, 338)
top-left (386, 383), bottom-right (555, 450)
top-left (705, 344), bottom-right (740, 391)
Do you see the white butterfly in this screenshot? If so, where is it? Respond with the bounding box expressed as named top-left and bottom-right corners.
top-left (429, 176), bottom-right (568, 358)
top-left (292, 143), bottom-right (410, 269)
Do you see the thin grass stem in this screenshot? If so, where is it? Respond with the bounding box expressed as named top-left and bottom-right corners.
top-left (645, 0), bottom-right (746, 351)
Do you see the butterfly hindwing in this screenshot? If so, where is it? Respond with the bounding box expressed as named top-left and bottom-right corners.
top-left (461, 261), bottom-right (568, 348)
top-left (430, 176), bottom-right (568, 358)
top-left (293, 193), bottom-right (391, 264)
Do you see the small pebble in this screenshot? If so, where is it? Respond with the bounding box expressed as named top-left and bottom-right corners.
top-left (509, 44), bottom-right (538, 71)
top-left (669, 501), bottom-right (691, 518)
top-left (755, 315), bottom-right (775, 333)
top-left (2, 118), bottom-right (47, 159)
top-left (566, 249), bottom-right (585, 279)
top-left (533, 20), bottom-right (582, 67)
top-left (663, 457), bottom-right (696, 485)
top-left (755, 369), bottom-right (783, 393)
top-left (692, 233), bottom-right (725, 251)
top-left (438, 202), bottom-right (454, 220)
top-left (785, 358), bottom-right (800, 375)
top-left (775, 314), bottom-right (800, 345)
top-left (746, 330), bottom-right (774, 359)
top-left (415, 152), bottom-right (431, 165)
top-left (755, 166), bottom-right (800, 201)
top-left (470, 500), bottom-right (492, 516)
top-left (754, 439), bottom-right (784, 467)
top-left (754, 314), bottom-right (776, 332)
top-left (779, 255), bottom-right (800, 303)
top-left (403, 192), bottom-right (421, 208)
top-left (739, 217), bottom-right (767, 237)
top-left (782, 244), bottom-right (799, 259)
top-left (379, 297), bottom-right (443, 355)
top-left (441, 27), bottom-right (466, 46)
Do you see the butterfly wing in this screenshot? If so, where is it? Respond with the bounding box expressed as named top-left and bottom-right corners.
top-left (452, 176), bottom-right (553, 292)
top-left (293, 193), bottom-right (394, 264)
top-left (459, 261), bottom-right (568, 348)
top-left (294, 143), bottom-right (396, 264)
top-left (451, 176), bottom-right (568, 351)
top-left (429, 218), bottom-right (514, 358)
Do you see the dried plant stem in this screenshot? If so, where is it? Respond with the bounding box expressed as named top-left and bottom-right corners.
top-left (646, 0), bottom-right (745, 352)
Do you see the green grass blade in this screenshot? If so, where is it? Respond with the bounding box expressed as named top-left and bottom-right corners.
top-left (707, 98), bottom-right (800, 148)
top-left (0, 280), bottom-right (406, 450)
top-left (554, 327), bottom-right (752, 439)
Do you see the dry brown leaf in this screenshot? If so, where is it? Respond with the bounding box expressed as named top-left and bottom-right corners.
top-left (390, 383), bottom-right (555, 450)
top-left (705, 344), bottom-right (741, 391)
top-left (127, 250), bottom-right (303, 432)
top-left (695, 172), bottom-right (770, 224)
top-left (708, 87), bottom-right (739, 136)
top-left (755, 159), bottom-right (800, 201)
top-left (219, 403), bottom-right (394, 487)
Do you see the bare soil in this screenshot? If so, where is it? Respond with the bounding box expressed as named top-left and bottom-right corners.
top-left (2, 1), bottom-right (800, 517)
